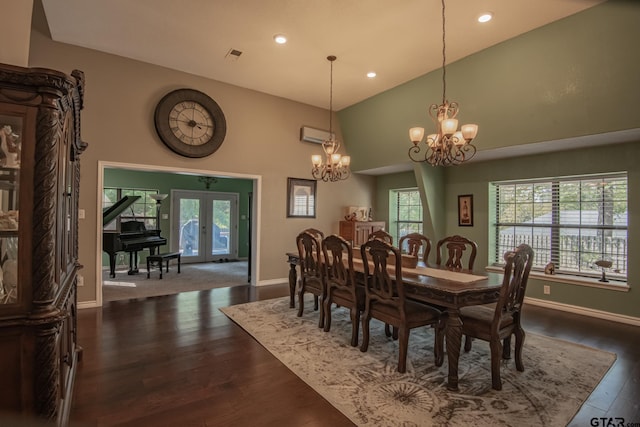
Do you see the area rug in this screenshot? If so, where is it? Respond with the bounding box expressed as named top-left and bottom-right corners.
top-left (220, 297), bottom-right (616, 427)
top-left (103, 260), bottom-right (249, 301)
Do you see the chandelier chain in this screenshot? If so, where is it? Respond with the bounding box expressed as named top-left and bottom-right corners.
top-left (329, 57), bottom-right (334, 133)
top-left (441, 0), bottom-right (446, 105)
top-left (406, 0), bottom-right (478, 167)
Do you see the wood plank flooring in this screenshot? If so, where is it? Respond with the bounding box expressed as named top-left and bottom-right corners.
top-left (69, 284), bottom-right (640, 427)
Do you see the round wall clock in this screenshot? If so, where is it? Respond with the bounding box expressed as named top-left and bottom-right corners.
top-left (154, 88), bottom-right (227, 158)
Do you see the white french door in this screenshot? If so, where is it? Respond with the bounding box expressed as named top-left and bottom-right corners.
top-left (171, 190), bottom-right (238, 263)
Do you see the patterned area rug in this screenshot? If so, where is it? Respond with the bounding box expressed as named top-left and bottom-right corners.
top-left (221, 297), bottom-right (616, 427)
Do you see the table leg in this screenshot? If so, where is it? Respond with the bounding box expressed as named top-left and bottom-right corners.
top-left (288, 262), bottom-right (297, 308)
top-left (445, 307), bottom-right (463, 391)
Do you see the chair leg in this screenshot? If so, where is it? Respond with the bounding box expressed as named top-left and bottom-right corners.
top-left (350, 307), bottom-right (360, 347)
top-left (384, 323), bottom-right (392, 337)
top-left (297, 287), bottom-right (305, 317)
top-left (323, 294), bottom-right (332, 332)
top-left (514, 328), bottom-right (525, 372)
top-left (502, 335), bottom-right (512, 359)
top-left (360, 311), bottom-right (371, 353)
top-left (317, 296), bottom-right (325, 329)
top-left (313, 295), bottom-right (319, 311)
top-left (397, 327), bottom-right (409, 373)
top-left (434, 321), bottom-right (445, 367)
top-left (392, 326), bottom-right (399, 340)
top-left (464, 335), bottom-right (472, 352)
top-left (489, 338), bottom-right (503, 391)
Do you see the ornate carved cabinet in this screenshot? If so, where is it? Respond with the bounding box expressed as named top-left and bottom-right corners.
top-left (339, 220), bottom-right (386, 246)
top-left (0, 63), bottom-right (86, 425)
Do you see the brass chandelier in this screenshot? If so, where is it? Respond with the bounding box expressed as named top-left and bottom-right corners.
top-left (408, 0), bottom-right (478, 166)
top-left (311, 55), bottom-right (351, 182)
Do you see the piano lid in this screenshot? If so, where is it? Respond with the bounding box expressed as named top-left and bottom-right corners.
top-left (103, 195), bottom-right (141, 227)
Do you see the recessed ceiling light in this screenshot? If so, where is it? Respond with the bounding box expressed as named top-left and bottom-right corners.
top-left (478, 12), bottom-right (493, 23)
top-left (367, 71), bottom-right (377, 78)
top-left (274, 34), bottom-right (287, 44)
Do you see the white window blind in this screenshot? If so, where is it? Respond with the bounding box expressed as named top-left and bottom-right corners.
top-left (493, 173), bottom-right (627, 281)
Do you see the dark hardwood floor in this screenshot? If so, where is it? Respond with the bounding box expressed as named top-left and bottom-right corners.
top-left (67, 284), bottom-right (639, 427)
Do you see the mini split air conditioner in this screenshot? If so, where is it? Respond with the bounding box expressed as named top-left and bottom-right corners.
top-left (300, 126), bottom-right (334, 144)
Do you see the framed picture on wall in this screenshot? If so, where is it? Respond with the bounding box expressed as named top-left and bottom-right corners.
top-left (458, 194), bottom-right (473, 227)
top-left (287, 177), bottom-right (317, 218)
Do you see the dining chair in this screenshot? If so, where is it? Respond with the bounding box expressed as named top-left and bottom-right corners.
top-left (459, 243), bottom-right (535, 390)
top-left (302, 228), bottom-right (324, 241)
top-left (321, 234), bottom-right (365, 346)
top-left (435, 235), bottom-right (478, 270)
top-left (380, 232), bottom-right (433, 340)
top-left (295, 230), bottom-right (326, 328)
top-left (398, 233), bottom-right (431, 265)
top-left (367, 229), bottom-right (393, 245)
top-left (359, 238), bottom-right (442, 373)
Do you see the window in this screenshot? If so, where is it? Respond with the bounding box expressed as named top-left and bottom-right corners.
top-left (394, 189), bottom-right (423, 251)
top-left (492, 173), bottom-right (628, 281)
top-left (103, 187), bottom-right (160, 230)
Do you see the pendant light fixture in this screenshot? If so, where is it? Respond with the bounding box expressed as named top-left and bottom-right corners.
top-left (311, 55), bottom-right (351, 182)
top-left (408, 0), bottom-right (478, 166)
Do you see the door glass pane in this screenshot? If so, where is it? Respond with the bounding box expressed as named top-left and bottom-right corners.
top-left (179, 198), bottom-right (200, 256)
top-left (0, 116), bottom-right (21, 304)
top-left (211, 199), bottom-right (230, 255)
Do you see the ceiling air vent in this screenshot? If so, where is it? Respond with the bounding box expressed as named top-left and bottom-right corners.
top-left (225, 49), bottom-right (243, 62)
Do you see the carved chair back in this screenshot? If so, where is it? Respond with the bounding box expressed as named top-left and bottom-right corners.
top-left (367, 229), bottom-right (393, 245)
top-left (436, 235), bottom-right (478, 270)
top-left (322, 234), bottom-right (357, 298)
top-left (360, 238), bottom-right (405, 307)
top-left (398, 233), bottom-right (431, 264)
top-left (494, 243), bottom-right (535, 324)
top-left (302, 228), bottom-right (324, 242)
top-left (295, 231), bottom-right (326, 326)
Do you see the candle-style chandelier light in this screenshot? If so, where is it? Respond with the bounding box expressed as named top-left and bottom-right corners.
top-left (311, 55), bottom-right (351, 182)
top-left (408, 0), bottom-right (478, 166)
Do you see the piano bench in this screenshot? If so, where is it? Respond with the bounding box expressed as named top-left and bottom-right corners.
top-left (146, 252), bottom-right (181, 279)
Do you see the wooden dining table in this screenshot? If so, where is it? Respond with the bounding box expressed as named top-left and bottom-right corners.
top-left (285, 251), bottom-right (504, 391)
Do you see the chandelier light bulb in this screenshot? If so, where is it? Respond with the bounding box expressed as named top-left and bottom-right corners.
top-left (409, 127), bottom-right (425, 144)
top-left (461, 124), bottom-right (478, 140)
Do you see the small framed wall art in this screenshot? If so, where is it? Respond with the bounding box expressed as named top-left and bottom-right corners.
top-left (287, 178), bottom-right (317, 218)
top-left (458, 194), bottom-right (473, 227)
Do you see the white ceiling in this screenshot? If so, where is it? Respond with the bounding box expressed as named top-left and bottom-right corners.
top-left (41, 0), bottom-right (606, 111)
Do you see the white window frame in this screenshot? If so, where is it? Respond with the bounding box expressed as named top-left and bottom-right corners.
top-left (491, 173), bottom-right (628, 284)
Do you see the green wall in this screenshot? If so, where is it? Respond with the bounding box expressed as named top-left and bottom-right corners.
top-left (375, 142), bottom-right (639, 318)
top-left (103, 169), bottom-right (253, 266)
top-left (339, 1), bottom-right (640, 172)
top-left (363, 1), bottom-right (640, 318)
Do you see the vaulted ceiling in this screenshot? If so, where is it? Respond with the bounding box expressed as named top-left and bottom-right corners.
top-left (41, 0), bottom-right (605, 110)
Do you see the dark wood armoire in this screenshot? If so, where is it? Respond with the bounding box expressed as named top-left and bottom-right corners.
top-left (0, 63), bottom-right (87, 425)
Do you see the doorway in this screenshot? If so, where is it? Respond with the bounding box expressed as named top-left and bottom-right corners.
top-left (96, 161), bottom-right (261, 307)
top-left (173, 190), bottom-right (239, 263)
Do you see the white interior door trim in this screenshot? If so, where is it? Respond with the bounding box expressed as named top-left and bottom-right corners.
top-left (95, 160), bottom-right (261, 308)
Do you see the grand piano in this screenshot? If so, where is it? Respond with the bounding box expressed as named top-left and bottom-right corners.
top-left (103, 195), bottom-right (167, 278)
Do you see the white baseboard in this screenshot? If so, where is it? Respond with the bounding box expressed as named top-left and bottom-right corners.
top-left (257, 278), bottom-right (288, 287)
top-left (524, 297), bottom-right (640, 327)
top-left (78, 300), bottom-right (100, 309)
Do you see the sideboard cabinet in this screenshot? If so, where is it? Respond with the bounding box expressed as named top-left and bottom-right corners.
top-left (0, 63), bottom-right (87, 425)
top-left (339, 220), bottom-right (386, 246)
